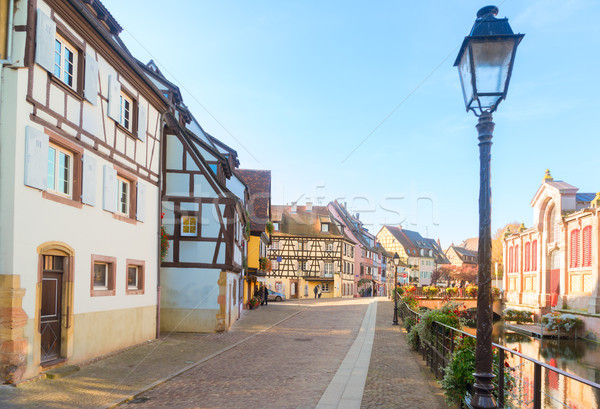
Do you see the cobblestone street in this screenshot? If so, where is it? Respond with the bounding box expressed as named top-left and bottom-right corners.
top-left (0, 298), bottom-right (448, 409)
top-left (122, 298), bottom-right (369, 409)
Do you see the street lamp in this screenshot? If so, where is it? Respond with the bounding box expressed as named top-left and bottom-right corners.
top-left (454, 6), bottom-right (523, 409)
top-left (392, 253), bottom-right (400, 325)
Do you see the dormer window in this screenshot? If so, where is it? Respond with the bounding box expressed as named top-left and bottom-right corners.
top-left (321, 223), bottom-right (329, 232)
top-left (273, 222), bottom-right (280, 231)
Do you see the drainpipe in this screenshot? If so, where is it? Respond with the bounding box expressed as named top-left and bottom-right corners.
top-left (0, 0), bottom-right (16, 108)
top-left (156, 118), bottom-right (166, 340)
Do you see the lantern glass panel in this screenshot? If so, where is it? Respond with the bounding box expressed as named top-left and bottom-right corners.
top-left (458, 49), bottom-right (474, 110)
top-left (471, 38), bottom-right (515, 97)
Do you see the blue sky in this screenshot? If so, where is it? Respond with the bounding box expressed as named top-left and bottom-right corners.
top-left (102, 0), bottom-right (600, 247)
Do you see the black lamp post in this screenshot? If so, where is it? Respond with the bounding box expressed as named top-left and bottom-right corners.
top-left (454, 6), bottom-right (523, 409)
top-left (392, 253), bottom-right (400, 325)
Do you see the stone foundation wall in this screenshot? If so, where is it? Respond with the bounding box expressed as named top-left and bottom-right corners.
top-left (0, 275), bottom-right (28, 384)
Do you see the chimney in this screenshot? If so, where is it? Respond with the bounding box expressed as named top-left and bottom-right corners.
top-left (356, 213), bottom-right (360, 220)
top-left (291, 202), bottom-right (297, 214)
top-left (306, 202), bottom-right (312, 212)
top-left (344, 202), bottom-right (347, 209)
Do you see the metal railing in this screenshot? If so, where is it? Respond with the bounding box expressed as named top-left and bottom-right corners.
top-left (398, 302), bottom-right (600, 409)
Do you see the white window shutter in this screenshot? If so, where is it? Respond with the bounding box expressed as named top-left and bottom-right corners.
top-left (84, 52), bottom-right (99, 105)
top-left (107, 75), bottom-right (121, 122)
top-left (81, 153), bottom-right (97, 206)
top-left (24, 126), bottom-right (49, 190)
top-left (35, 9), bottom-right (56, 73)
top-left (137, 104), bottom-right (147, 142)
top-left (136, 182), bottom-right (146, 222)
top-left (102, 165), bottom-right (117, 212)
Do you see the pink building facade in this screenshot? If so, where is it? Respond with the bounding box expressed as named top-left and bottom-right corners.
top-left (503, 172), bottom-right (600, 338)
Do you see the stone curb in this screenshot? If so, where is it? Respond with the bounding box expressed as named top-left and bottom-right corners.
top-left (104, 305), bottom-right (310, 409)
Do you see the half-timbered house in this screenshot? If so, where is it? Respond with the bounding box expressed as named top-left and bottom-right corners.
top-left (237, 169), bottom-right (271, 305)
top-left (267, 204), bottom-right (354, 299)
top-left (137, 61), bottom-right (248, 333)
top-left (503, 171), bottom-right (600, 338)
top-left (0, 0), bottom-right (167, 382)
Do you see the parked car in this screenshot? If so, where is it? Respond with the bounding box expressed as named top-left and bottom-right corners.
top-left (267, 289), bottom-right (285, 302)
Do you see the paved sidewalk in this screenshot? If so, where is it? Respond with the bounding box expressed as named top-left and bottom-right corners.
top-left (360, 299), bottom-right (449, 409)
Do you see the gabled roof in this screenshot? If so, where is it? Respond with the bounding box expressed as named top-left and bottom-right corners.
top-left (207, 134), bottom-right (240, 168)
top-left (458, 237), bottom-right (478, 252)
top-left (271, 205), bottom-right (347, 239)
top-left (531, 178), bottom-right (579, 207)
top-left (425, 238), bottom-right (451, 264)
top-left (448, 245), bottom-right (478, 263)
top-left (329, 200), bottom-right (377, 251)
top-left (237, 170), bottom-right (271, 233)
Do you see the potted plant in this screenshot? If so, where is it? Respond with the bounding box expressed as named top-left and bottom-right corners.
top-left (423, 286), bottom-right (438, 299)
top-left (445, 287), bottom-right (458, 297)
top-left (259, 257), bottom-right (272, 272)
top-left (503, 308), bottom-right (533, 324)
top-left (248, 297), bottom-right (260, 310)
top-left (465, 285), bottom-right (478, 298)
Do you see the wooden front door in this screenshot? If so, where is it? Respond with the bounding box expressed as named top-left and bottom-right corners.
top-left (41, 255), bottom-right (64, 364)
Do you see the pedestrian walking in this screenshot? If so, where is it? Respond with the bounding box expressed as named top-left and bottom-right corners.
top-left (313, 285), bottom-right (319, 298)
top-left (318, 285), bottom-right (322, 298)
top-left (262, 285), bottom-right (269, 306)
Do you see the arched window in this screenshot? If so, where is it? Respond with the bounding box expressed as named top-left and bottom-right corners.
top-left (508, 246), bottom-right (514, 273)
top-left (524, 242), bottom-right (530, 272)
top-left (570, 229), bottom-right (580, 268)
top-left (583, 226), bottom-right (592, 267)
top-left (514, 245), bottom-right (519, 272)
top-left (531, 240), bottom-right (538, 271)
top-left (547, 205), bottom-right (557, 242)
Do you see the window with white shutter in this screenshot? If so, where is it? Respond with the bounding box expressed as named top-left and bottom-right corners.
top-left (24, 127), bottom-right (49, 190)
top-left (102, 165), bottom-right (117, 213)
top-left (84, 51), bottom-right (99, 104)
top-left (35, 9), bottom-right (56, 73)
top-left (81, 153), bottom-right (97, 206)
top-left (107, 75), bottom-right (121, 122)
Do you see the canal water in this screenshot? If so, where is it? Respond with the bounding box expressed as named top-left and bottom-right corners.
top-left (466, 322), bottom-right (600, 408)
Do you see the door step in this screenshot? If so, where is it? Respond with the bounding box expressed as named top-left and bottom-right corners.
top-left (45, 365), bottom-right (79, 379)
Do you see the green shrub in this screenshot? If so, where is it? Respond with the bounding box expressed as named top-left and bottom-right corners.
top-left (441, 336), bottom-right (476, 406)
top-left (441, 337), bottom-right (516, 406)
top-left (403, 316), bottom-right (416, 331)
top-left (414, 301), bottom-right (464, 347)
top-left (407, 326), bottom-right (420, 351)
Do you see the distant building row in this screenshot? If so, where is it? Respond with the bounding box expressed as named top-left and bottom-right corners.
top-left (262, 200), bottom-right (449, 300)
